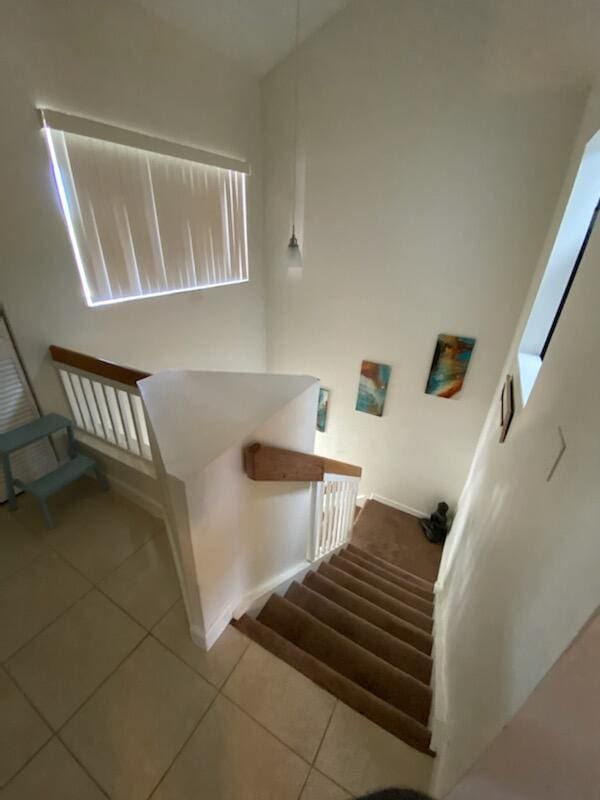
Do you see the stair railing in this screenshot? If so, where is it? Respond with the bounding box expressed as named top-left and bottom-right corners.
top-left (244, 442), bottom-right (361, 561)
top-left (49, 345), bottom-right (153, 462)
top-left (310, 472), bottom-right (360, 560)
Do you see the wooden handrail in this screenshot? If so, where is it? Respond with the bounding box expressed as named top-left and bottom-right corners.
top-left (49, 345), bottom-right (151, 387)
top-left (244, 442), bottom-right (361, 482)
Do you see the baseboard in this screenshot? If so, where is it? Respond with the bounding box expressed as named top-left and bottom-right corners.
top-left (189, 561), bottom-right (315, 652)
top-left (233, 560), bottom-right (311, 620)
top-left (369, 493), bottom-right (428, 518)
top-left (106, 472), bottom-right (164, 520)
top-left (190, 602), bottom-right (237, 651)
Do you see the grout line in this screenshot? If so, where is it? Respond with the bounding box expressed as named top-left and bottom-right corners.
top-left (150, 619), bottom-right (250, 691)
top-left (145, 690), bottom-right (220, 798)
top-left (56, 634), bottom-right (151, 733)
top-left (295, 766), bottom-right (312, 800)
top-left (149, 593), bottom-right (182, 633)
top-left (1, 583), bottom-right (95, 667)
top-left (312, 766), bottom-right (355, 798)
top-left (20, 508), bottom-right (175, 639)
top-left (311, 698), bottom-right (337, 766)
top-left (220, 691), bottom-right (313, 770)
top-left (55, 732), bottom-right (112, 798)
top-left (0, 664), bottom-right (53, 787)
top-left (85, 519), bottom-right (164, 585)
top-left (217, 632), bottom-right (251, 688)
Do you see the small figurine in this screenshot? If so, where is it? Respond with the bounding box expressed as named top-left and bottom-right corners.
top-left (419, 502), bottom-right (450, 544)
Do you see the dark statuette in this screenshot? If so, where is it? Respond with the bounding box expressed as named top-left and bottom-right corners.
top-left (419, 501), bottom-right (450, 544)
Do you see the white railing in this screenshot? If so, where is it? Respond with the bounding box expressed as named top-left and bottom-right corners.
top-left (54, 364), bottom-right (152, 461)
top-left (309, 473), bottom-right (360, 561)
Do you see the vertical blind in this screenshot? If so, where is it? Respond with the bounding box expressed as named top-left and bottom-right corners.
top-left (45, 128), bottom-right (249, 306)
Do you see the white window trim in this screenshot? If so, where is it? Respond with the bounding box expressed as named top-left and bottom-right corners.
top-left (518, 129), bottom-right (600, 405)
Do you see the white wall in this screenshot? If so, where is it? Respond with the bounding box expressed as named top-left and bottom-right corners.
top-left (0, 0), bottom-right (266, 416)
top-left (432, 82), bottom-right (600, 796)
top-left (139, 370), bottom-right (319, 648)
top-left (445, 612), bottom-right (600, 800)
top-left (262, 0), bottom-right (587, 513)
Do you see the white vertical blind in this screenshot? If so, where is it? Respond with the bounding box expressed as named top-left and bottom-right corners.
top-left (45, 129), bottom-right (249, 306)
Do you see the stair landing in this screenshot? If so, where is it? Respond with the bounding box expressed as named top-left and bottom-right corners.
top-left (352, 500), bottom-right (443, 583)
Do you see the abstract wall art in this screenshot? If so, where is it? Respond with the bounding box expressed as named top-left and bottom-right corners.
top-left (317, 387), bottom-right (330, 432)
top-left (425, 334), bottom-right (476, 398)
top-left (356, 360), bottom-right (391, 417)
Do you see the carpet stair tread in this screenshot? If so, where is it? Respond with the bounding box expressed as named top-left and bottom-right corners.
top-left (329, 554), bottom-right (434, 617)
top-left (257, 594), bottom-right (431, 725)
top-left (234, 613), bottom-right (433, 755)
top-left (341, 548), bottom-right (435, 601)
top-left (304, 570), bottom-right (433, 655)
top-left (318, 562), bottom-right (433, 634)
top-left (286, 581), bottom-right (432, 684)
top-left (345, 543), bottom-right (435, 589)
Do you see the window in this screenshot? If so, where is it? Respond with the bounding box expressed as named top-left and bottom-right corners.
top-left (41, 109), bottom-right (249, 307)
top-left (540, 198), bottom-right (599, 359)
top-left (518, 129), bottom-right (600, 405)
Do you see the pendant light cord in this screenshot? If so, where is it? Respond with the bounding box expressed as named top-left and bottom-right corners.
top-left (290, 0), bottom-right (301, 233)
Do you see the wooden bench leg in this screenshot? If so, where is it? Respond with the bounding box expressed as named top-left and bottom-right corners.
top-left (38, 498), bottom-right (55, 530)
top-left (2, 453), bottom-right (16, 511)
top-left (93, 464), bottom-right (109, 491)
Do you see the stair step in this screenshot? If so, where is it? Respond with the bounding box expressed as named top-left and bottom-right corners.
top-left (318, 563), bottom-right (433, 634)
top-left (341, 549), bottom-right (434, 602)
top-left (287, 581), bottom-right (432, 684)
top-left (304, 571), bottom-right (433, 656)
top-left (234, 613), bottom-right (432, 755)
top-left (258, 594), bottom-right (431, 726)
top-left (346, 543), bottom-right (434, 590)
top-left (15, 455), bottom-right (97, 498)
top-left (329, 554), bottom-right (434, 617)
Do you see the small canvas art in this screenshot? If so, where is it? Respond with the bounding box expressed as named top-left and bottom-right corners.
top-left (425, 334), bottom-right (476, 398)
top-left (317, 387), bottom-right (330, 432)
top-left (356, 360), bottom-right (391, 417)
top-left (499, 374), bottom-right (514, 443)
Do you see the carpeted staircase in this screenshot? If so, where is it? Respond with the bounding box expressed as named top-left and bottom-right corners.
top-left (235, 541), bottom-right (435, 755)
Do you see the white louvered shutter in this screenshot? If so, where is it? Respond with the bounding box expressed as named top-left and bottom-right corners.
top-left (0, 317), bottom-right (57, 502)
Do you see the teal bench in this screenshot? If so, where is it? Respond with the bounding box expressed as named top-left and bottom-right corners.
top-left (0, 413), bottom-right (108, 529)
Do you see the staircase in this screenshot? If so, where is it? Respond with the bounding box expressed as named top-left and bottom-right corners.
top-left (235, 540), bottom-right (435, 755)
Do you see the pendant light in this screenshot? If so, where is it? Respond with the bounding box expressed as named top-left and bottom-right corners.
top-left (287, 0), bottom-right (303, 266)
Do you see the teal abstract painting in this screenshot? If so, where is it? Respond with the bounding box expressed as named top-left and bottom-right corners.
top-left (356, 361), bottom-right (391, 417)
top-left (317, 388), bottom-right (330, 432)
top-left (425, 334), bottom-right (475, 398)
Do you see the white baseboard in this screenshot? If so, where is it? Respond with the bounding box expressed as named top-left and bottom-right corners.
top-left (106, 472), bottom-right (164, 520)
top-left (190, 602), bottom-right (237, 651)
top-left (369, 493), bottom-right (428, 518)
top-left (189, 560), bottom-right (314, 652)
top-left (233, 560), bottom-right (311, 620)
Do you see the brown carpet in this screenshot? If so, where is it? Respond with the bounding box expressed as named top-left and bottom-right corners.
top-left (351, 500), bottom-right (443, 583)
top-left (235, 541), bottom-right (435, 755)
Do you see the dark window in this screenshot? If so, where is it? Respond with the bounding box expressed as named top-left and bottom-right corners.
top-left (541, 197), bottom-right (600, 359)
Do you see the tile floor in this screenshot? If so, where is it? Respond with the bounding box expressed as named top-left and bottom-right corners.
top-left (0, 478), bottom-right (433, 799)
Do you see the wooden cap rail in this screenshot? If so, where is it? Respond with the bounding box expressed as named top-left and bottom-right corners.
top-left (49, 345), bottom-right (151, 387)
top-left (244, 442), bottom-right (361, 482)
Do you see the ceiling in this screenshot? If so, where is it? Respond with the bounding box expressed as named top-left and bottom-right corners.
top-left (131, 0), bottom-right (353, 76)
